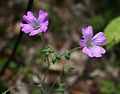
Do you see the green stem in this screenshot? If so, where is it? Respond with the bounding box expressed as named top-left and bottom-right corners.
top-left (40, 33), bottom-right (50, 89)
top-left (42, 60), bottom-right (50, 84)
top-left (2, 83), bottom-right (43, 94)
top-left (2, 84), bottom-right (25, 94)
top-left (60, 46), bottom-right (82, 57)
top-left (48, 46), bottom-right (82, 63)
top-left (40, 34), bottom-right (82, 93)
top-left (41, 33), bottom-right (47, 46)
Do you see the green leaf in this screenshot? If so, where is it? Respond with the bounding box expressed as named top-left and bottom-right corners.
top-left (55, 83), bottom-right (65, 94)
top-left (63, 65), bottom-right (74, 76)
top-left (104, 17), bottom-right (120, 49)
top-left (42, 46), bottom-right (54, 57)
top-left (64, 51), bottom-right (71, 60)
top-left (51, 53), bottom-right (60, 64)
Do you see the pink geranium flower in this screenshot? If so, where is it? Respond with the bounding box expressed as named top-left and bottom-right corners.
top-left (79, 26), bottom-right (107, 57)
top-left (20, 10), bottom-right (49, 36)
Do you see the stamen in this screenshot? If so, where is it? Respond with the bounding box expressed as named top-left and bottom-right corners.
top-left (34, 25), bottom-right (40, 30)
top-left (86, 41), bottom-right (91, 47)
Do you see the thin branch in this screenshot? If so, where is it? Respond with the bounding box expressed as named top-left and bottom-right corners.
top-left (0, 0), bottom-right (34, 77)
top-left (2, 84), bottom-right (25, 94)
top-left (60, 46), bottom-right (82, 57)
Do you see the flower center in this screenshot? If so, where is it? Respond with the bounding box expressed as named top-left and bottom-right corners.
top-left (34, 25), bottom-right (40, 30)
top-left (86, 41), bottom-right (92, 47)
top-left (33, 22), bottom-right (41, 30)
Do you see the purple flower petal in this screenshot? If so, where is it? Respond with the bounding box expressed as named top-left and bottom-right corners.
top-left (82, 46), bottom-right (94, 57)
top-left (79, 39), bottom-right (86, 47)
top-left (23, 11), bottom-right (37, 24)
top-left (91, 32), bottom-right (107, 46)
top-left (38, 10), bottom-right (48, 23)
top-left (40, 21), bottom-right (49, 32)
top-left (82, 26), bottom-right (93, 41)
top-left (29, 28), bottom-right (42, 36)
top-left (20, 23), bottom-right (34, 33)
top-left (89, 46), bottom-right (106, 57)
top-left (82, 46), bottom-right (106, 57)
top-left (79, 26), bottom-right (106, 58)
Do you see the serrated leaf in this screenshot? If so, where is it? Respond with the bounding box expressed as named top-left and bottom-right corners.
top-left (104, 17), bottom-right (120, 49)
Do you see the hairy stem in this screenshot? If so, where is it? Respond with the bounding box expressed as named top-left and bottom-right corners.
top-left (60, 46), bottom-right (82, 57)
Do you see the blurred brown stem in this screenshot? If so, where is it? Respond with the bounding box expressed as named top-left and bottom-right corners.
top-left (0, 0), bottom-right (34, 77)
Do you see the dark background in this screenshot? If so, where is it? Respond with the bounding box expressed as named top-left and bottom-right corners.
top-left (0, 0), bottom-right (120, 94)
